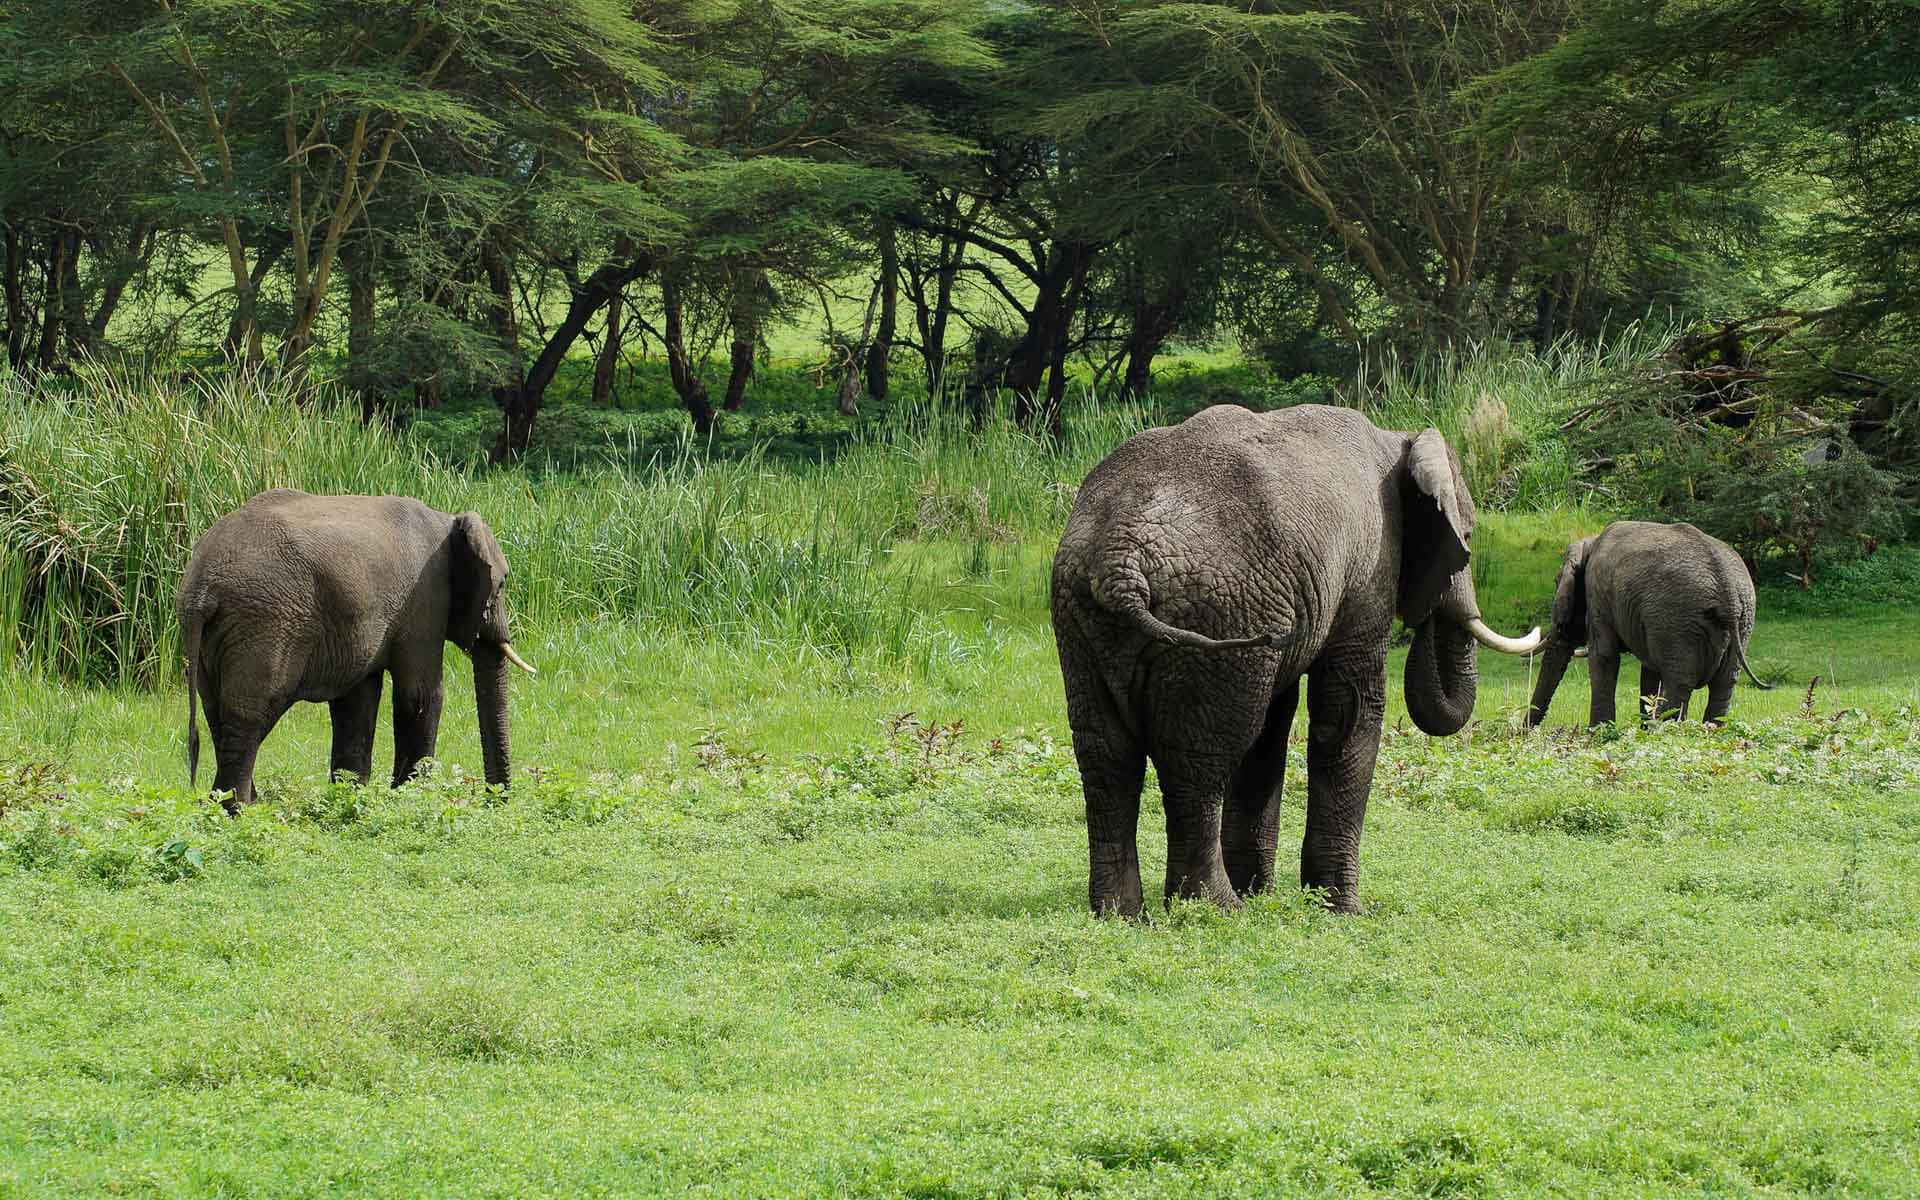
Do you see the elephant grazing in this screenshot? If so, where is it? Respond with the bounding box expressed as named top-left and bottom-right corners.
top-left (1051, 404), bottom-right (1542, 917)
top-left (178, 490), bottom-right (536, 812)
top-left (1525, 520), bottom-right (1771, 729)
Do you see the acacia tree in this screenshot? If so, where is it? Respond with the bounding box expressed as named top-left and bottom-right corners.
top-left (0, 10), bottom-right (178, 371)
top-left (634, 0), bottom-right (989, 434)
top-left (1033, 0), bottom-right (1593, 353)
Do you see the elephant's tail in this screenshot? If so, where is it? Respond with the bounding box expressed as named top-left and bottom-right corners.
top-left (1090, 557), bottom-right (1291, 651)
top-left (1116, 601), bottom-right (1292, 651)
top-left (1733, 639), bottom-right (1774, 690)
top-left (182, 610), bottom-right (204, 786)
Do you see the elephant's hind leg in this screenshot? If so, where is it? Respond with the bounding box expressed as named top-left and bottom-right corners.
top-left (1702, 651), bottom-right (1738, 725)
top-left (328, 672), bottom-right (384, 785)
top-left (1155, 750), bottom-right (1243, 911)
top-left (1223, 680), bottom-right (1301, 896)
top-left (1060, 649), bottom-right (1147, 918)
top-left (210, 691), bottom-right (292, 814)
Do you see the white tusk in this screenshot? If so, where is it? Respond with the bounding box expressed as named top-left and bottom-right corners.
top-left (1573, 646), bottom-right (1588, 658)
top-left (1465, 617), bottom-right (1544, 656)
top-left (500, 643), bottom-right (537, 674)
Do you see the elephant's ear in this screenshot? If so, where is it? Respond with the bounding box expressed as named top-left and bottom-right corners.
top-left (1552, 537), bottom-right (1594, 639)
top-left (449, 512), bottom-right (506, 646)
top-left (1398, 428), bottom-right (1472, 626)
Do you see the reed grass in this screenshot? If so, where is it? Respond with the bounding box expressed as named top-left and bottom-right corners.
top-left (0, 337), bottom-right (1649, 688)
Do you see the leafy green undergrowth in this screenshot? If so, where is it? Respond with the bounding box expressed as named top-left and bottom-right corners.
top-left (7, 711), bottom-right (1916, 896)
top-left (4, 710), bottom-right (1918, 1195)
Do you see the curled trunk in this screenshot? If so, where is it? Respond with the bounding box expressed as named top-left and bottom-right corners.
top-left (1404, 616), bottom-right (1478, 735)
top-left (472, 642), bottom-right (511, 788)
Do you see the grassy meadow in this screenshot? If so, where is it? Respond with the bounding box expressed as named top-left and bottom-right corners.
top-left (3, 351), bottom-right (1920, 1196)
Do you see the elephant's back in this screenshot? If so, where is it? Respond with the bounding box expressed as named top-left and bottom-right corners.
top-left (1594, 521), bottom-right (1753, 658)
top-left (182, 492), bottom-right (448, 616)
top-left (1599, 521), bottom-right (1747, 597)
top-left (1069, 404), bottom-right (1384, 530)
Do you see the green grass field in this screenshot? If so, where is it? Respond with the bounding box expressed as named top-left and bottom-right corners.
top-left (4, 357), bottom-right (1919, 1196)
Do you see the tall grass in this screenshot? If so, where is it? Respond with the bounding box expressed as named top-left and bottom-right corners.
top-left (0, 366), bottom-right (1153, 686)
top-left (1343, 323), bottom-right (1675, 507)
top-left (0, 335), bottom-right (1658, 688)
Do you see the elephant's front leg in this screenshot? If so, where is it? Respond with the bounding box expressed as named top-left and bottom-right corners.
top-left (390, 651), bottom-right (446, 787)
top-left (328, 672), bottom-right (384, 785)
top-left (1638, 662), bottom-right (1667, 723)
top-left (1222, 681), bottom-right (1300, 895)
top-left (1586, 627), bottom-right (1622, 727)
top-left (1301, 644), bottom-right (1386, 914)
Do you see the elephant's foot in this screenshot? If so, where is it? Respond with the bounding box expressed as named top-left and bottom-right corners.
top-left (1313, 886), bottom-right (1363, 915)
top-left (1091, 880), bottom-right (1145, 920)
top-left (1301, 860), bottom-right (1361, 915)
top-left (1224, 859), bottom-right (1276, 898)
top-left (1090, 849), bottom-right (1144, 919)
top-left (1166, 861), bottom-right (1244, 912)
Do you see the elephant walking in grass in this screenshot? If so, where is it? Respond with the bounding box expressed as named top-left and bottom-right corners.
top-left (179, 490), bottom-right (536, 812)
top-left (1051, 404), bottom-right (1543, 917)
top-left (1525, 520), bottom-right (1771, 729)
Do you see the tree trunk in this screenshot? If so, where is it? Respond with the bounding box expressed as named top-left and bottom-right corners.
top-left (923, 234), bottom-right (960, 391)
top-left (87, 222), bottom-right (154, 344)
top-left (927, 253), bottom-right (954, 390)
top-left (1121, 270), bottom-right (1191, 399)
top-left (223, 243), bottom-right (282, 362)
top-left (661, 275), bottom-right (715, 436)
top-left (1003, 240), bottom-right (1094, 431)
top-left (347, 243), bottom-right (378, 422)
top-left (592, 290), bottom-right (623, 406)
top-left (489, 254), bottom-right (651, 463)
top-left (5, 227), bottom-right (28, 369)
top-left (35, 236), bottom-right (65, 372)
top-left (57, 231), bottom-right (92, 359)
top-left (484, 247), bottom-right (529, 453)
top-left (867, 220), bottom-right (898, 401)
top-left (1042, 252), bottom-right (1093, 440)
top-left (722, 271), bottom-right (764, 413)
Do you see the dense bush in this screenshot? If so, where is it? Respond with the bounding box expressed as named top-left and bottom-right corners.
top-left (1568, 355), bottom-right (1907, 583)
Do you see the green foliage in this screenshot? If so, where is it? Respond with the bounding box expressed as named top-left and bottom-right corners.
top-left (0, 363), bottom-right (1145, 684)
top-left (1568, 352), bottom-right (1907, 581)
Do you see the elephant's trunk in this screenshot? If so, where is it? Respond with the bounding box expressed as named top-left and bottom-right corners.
top-left (1525, 634), bottom-right (1577, 729)
top-left (472, 642), bottom-right (512, 788)
top-left (1404, 615), bottom-right (1478, 735)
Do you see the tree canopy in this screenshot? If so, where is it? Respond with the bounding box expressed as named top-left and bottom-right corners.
top-left (0, 0), bottom-right (1913, 477)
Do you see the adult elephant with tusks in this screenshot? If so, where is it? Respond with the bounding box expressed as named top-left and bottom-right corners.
top-left (1051, 403), bottom-right (1541, 917)
top-left (178, 489), bottom-right (537, 813)
top-left (1525, 520), bottom-right (1772, 728)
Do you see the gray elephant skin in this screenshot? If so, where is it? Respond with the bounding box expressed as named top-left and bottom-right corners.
top-left (1051, 404), bottom-right (1542, 917)
top-left (178, 489), bottom-right (536, 812)
top-left (1526, 520), bottom-right (1771, 728)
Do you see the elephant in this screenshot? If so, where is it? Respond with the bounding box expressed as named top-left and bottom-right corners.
top-left (178, 489), bottom-right (536, 812)
top-left (1050, 403), bottom-right (1542, 917)
top-left (1525, 520), bottom-right (1771, 728)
